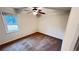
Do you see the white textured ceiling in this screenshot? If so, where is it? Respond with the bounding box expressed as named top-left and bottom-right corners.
top-left (14, 7), bottom-right (71, 13)
top-left (45, 7), bottom-right (71, 11)
top-left (14, 7), bottom-right (71, 11)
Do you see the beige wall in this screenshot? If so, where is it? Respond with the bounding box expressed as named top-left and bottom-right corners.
top-left (38, 8), bottom-right (69, 40)
top-left (61, 7), bottom-right (79, 51)
top-left (0, 8), bottom-right (37, 45)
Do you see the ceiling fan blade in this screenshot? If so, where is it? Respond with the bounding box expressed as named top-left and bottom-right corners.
top-left (39, 12), bottom-right (45, 14)
top-left (41, 12), bottom-right (45, 14)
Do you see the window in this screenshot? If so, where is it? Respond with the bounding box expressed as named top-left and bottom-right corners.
top-left (2, 12), bottom-right (19, 33)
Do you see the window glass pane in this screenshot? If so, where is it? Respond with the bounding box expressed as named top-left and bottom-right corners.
top-left (4, 15), bottom-right (19, 33)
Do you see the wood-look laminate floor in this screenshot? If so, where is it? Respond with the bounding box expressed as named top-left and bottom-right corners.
top-left (0, 32), bottom-right (62, 51)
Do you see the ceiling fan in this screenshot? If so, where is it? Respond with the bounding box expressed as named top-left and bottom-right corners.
top-left (32, 7), bottom-right (45, 15)
top-left (15, 7), bottom-right (45, 16)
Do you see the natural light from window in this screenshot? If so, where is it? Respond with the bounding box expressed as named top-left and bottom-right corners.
top-left (4, 15), bottom-right (19, 33)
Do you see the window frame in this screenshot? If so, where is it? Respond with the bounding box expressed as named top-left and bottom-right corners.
top-left (1, 11), bottom-right (19, 33)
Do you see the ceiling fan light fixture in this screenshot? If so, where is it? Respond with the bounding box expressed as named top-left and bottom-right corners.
top-left (33, 12), bottom-right (37, 15)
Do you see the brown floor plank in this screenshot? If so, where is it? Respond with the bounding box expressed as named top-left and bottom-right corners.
top-left (0, 32), bottom-right (62, 51)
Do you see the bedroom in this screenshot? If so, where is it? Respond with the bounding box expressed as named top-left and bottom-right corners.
top-left (0, 7), bottom-right (78, 51)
